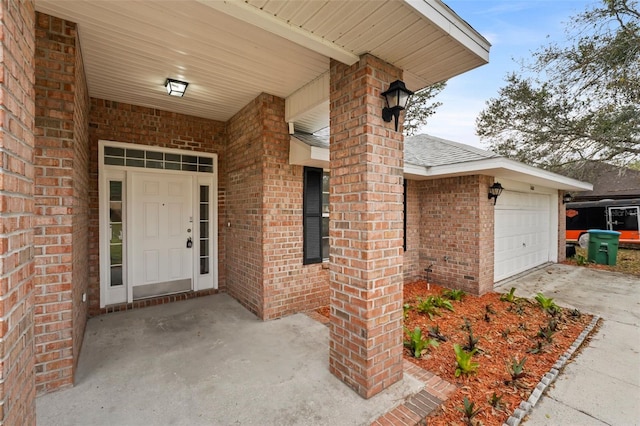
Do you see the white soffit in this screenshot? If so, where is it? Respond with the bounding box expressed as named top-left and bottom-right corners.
top-left (35, 0), bottom-right (330, 123)
top-left (285, 72), bottom-right (330, 134)
top-left (196, 0), bottom-right (360, 65)
top-left (35, 0), bottom-right (489, 127)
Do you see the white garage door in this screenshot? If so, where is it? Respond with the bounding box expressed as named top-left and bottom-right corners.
top-left (494, 191), bottom-right (551, 281)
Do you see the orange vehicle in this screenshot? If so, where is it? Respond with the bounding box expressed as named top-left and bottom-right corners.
top-left (566, 198), bottom-right (640, 246)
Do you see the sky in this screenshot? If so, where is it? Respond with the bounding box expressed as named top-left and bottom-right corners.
top-left (422, 0), bottom-right (594, 149)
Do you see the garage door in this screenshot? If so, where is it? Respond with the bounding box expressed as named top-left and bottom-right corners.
top-left (494, 191), bottom-right (551, 281)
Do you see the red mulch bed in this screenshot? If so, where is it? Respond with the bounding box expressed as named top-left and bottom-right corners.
top-left (317, 280), bottom-right (593, 426)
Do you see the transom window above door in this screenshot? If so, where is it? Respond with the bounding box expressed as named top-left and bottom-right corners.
top-left (103, 146), bottom-right (214, 173)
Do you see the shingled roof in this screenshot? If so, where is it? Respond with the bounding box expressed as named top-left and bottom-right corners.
top-left (566, 161), bottom-right (640, 201)
top-left (404, 134), bottom-right (499, 167)
top-left (293, 132), bottom-right (500, 167)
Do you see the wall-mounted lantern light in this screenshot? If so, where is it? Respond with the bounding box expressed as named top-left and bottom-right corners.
top-left (562, 193), bottom-right (573, 204)
top-left (488, 182), bottom-right (504, 205)
top-left (165, 78), bottom-right (189, 97)
top-left (381, 80), bottom-right (413, 132)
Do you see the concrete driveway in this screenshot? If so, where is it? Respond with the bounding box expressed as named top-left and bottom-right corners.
top-left (496, 264), bottom-right (640, 425)
top-left (36, 294), bottom-right (426, 426)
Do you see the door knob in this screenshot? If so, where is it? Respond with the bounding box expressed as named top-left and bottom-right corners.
top-left (186, 237), bottom-right (193, 248)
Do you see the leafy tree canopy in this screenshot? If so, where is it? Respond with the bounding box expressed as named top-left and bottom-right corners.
top-left (476, 0), bottom-right (639, 180)
top-left (403, 82), bottom-right (446, 136)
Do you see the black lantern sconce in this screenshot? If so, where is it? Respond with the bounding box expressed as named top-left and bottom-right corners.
top-left (381, 80), bottom-right (414, 132)
top-left (165, 78), bottom-right (189, 97)
top-left (488, 182), bottom-right (504, 205)
top-left (562, 193), bottom-right (573, 204)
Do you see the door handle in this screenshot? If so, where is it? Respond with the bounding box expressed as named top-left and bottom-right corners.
top-left (186, 237), bottom-right (192, 248)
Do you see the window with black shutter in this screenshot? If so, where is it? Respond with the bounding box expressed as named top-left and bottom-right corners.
top-left (303, 167), bottom-right (326, 264)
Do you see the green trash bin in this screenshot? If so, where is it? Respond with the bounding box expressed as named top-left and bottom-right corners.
top-left (587, 230), bottom-right (621, 266)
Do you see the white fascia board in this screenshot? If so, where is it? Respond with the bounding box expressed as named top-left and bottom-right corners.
top-left (403, 0), bottom-right (490, 63)
top-left (404, 163), bottom-right (430, 179)
top-left (196, 0), bottom-right (359, 65)
top-left (415, 157), bottom-right (593, 191)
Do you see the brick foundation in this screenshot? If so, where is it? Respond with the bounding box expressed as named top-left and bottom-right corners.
top-left (0, 1), bottom-right (37, 424)
top-left (329, 54), bottom-right (405, 398)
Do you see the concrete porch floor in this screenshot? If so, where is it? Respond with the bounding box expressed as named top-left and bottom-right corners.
top-left (36, 294), bottom-right (428, 425)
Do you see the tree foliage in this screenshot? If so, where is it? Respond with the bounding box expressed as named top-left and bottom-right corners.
top-left (403, 82), bottom-right (446, 136)
top-left (476, 0), bottom-right (640, 178)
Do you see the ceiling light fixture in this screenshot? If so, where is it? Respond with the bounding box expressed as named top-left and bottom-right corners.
top-left (165, 78), bottom-right (189, 97)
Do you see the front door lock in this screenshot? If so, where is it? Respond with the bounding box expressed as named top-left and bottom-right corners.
top-left (186, 237), bottom-right (193, 248)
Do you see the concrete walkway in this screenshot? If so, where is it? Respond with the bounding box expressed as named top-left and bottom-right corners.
top-left (37, 294), bottom-right (438, 426)
top-left (496, 264), bottom-right (640, 426)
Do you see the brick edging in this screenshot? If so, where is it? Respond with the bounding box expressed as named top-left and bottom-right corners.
top-left (304, 311), bottom-right (456, 426)
top-left (95, 289), bottom-right (220, 316)
top-left (502, 315), bottom-right (601, 426)
top-left (370, 361), bottom-right (456, 426)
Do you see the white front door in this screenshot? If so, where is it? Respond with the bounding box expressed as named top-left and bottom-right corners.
top-left (129, 172), bottom-right (194, 300)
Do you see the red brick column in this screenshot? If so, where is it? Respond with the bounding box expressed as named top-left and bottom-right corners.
top-left (34, 13), bottom-right (89, 394)
top-left (0, 0), bottom-right (37, 424)
top-left (558, 191), bottom-right (567, 262)
top-left (329, 55), bottom-right (405, 398)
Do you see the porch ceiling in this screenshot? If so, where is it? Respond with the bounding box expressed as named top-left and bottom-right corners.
top-left (35, 0), bottom-right (489, 131)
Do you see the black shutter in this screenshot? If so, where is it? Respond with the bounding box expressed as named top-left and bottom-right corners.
top-left (403, 179), bottom-right (407, 252)
top-left (303, 167), bottom-right (323, 264)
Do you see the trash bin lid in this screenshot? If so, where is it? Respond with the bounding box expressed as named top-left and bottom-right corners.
top-left (587, 229), bottom-right (621, 236)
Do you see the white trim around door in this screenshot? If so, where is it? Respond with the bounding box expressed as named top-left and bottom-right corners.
top-left (98, 140), bottom-right (218, 308)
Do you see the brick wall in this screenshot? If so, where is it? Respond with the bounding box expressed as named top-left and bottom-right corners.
top-left (71, 24), bottom-right (90, 379)
top-left (477, 176), bottom-right (495, 294)
top-left (225, 96), bottom-right (265, 317)
top-left (88, 99), bottom-right (227, 315)
top-left (34, 12), bottom-right (92, 394)
top-left (329, 54), bottom-right (405, 398)
top-left (0, 0), bottom-right (36, 424)
top-left (417, 175), bottom-right (495, 295)
top-left (260, 96), bottom-right (329, 319)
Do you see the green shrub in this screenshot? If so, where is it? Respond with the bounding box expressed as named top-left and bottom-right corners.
top-left (458, 397), bottom-right (482, 426)
top-left (454, 343), bottom-right (479, 377)
top-left (404, 327), bottom-right (438, 358)
top-left (442, 288), bottom-right (466, 301)
top-left (415, 297), bottom-right (440, 319)
top-left (500, 287), bottom-right (517, 303)
top-left (508, 356), bottom-right (527, 381)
